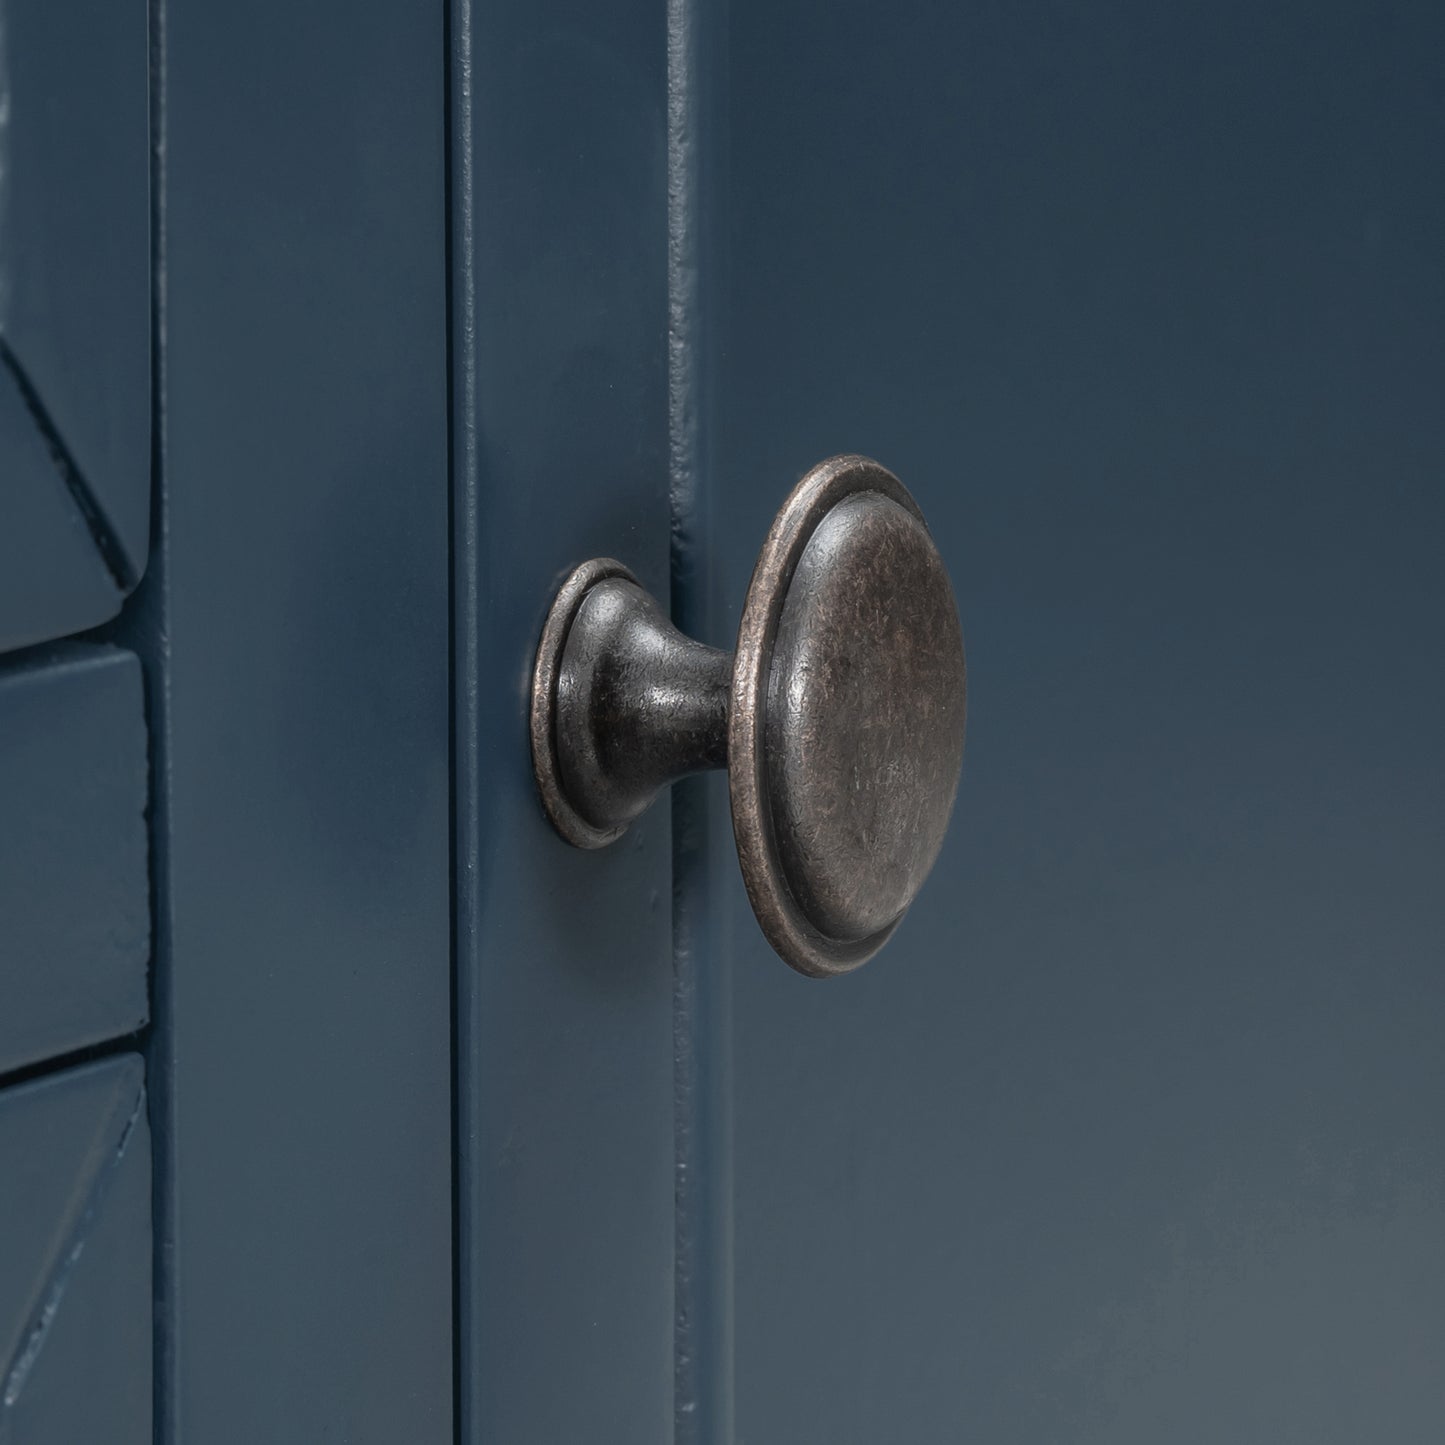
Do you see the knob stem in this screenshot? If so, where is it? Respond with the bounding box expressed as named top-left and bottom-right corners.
top-left (555, 575), bottom-right (731, 836)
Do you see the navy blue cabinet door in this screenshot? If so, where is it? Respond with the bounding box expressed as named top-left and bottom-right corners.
top-left (678, 3), bottom-right (1445, 1442)
top-left (8, 1), bottom-right (1440, 1441)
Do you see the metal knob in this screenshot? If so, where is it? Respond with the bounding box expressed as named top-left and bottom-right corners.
top-left (530, 455), bottom-right (967, 976)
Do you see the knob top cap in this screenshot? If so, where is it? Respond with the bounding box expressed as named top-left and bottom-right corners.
top-left (729, 456), bottom-right (967, 977)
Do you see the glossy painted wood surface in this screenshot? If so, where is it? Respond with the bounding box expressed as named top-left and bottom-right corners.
top-left (684, 1), bottom-right (1445, 1440)
top-left (0, 647), bottom-right (149, 1074)
top-left (0, 1057), bottom-right (151, 1444)
top-left (162, 1), bottom-right (452, 1439)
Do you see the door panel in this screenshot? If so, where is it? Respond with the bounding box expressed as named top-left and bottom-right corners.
top-left (0, 1056), bottom-right (150, 1445)
top-left (453, 3), bottom-right (677, 1440)
top-left (713, 2), bottom-right (1445, 1440)
top-left (0, 646), bottom-right (149, 1074)
top-left (0, 0), bottom-right (152, 600)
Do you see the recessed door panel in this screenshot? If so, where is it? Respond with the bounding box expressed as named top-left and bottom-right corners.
top-left (710, 2), bottom-right (1445, 1440)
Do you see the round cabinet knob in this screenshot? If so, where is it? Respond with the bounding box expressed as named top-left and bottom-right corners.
top-left (530, 455), bottom-right (966, 977)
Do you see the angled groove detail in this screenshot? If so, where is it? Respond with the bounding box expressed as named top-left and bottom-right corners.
top-left (0, 1072), bottom-right (145, 1432)
top-left (0, 337), bottom-right (137, 593)
top-left (0, 1032), bottom-right (147, 1101)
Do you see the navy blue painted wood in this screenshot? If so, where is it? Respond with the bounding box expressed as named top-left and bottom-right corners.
top-left (0, 0), bottom-right (151, 596)
top-left (0, 646), bottom-right (149, 1074)
top-left (161, 1), bottom-right (452, 1439)
top-left (0, 374), bottom-right (122, 654)
top-left (453, 1), bottom-right (676, 1439)
top-left (0, 1055), bottom-right (150, 1444)
top-left (682, 1), bottom-right (1445, 1440)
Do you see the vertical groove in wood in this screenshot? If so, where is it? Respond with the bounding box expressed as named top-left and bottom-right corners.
top-left (142, 0), bottom-right (174, 1436)
top-left (446, 1), bottom-right (477, 1442)
top-left (668, 0), bottom-right (735, 1439)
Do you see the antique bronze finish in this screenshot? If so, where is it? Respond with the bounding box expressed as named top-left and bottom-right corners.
top-left (530, 455), bottom-right (967, 976)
